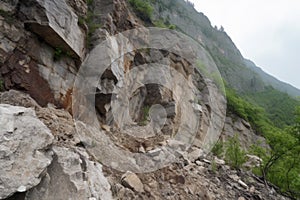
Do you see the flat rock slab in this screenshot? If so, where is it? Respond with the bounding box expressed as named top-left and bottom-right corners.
top-left (0, 104), bottom-right (53, 199)
top-left (21, 0), bottom-right (85, 60)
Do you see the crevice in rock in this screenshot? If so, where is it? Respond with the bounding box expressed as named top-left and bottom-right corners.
top-left (5, 192), bottom-right (26, 200)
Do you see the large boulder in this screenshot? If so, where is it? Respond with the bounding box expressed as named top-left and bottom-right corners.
top-left (25, 146), bottom-right (112, 200)
top-left (0, 104), bottom-right (53, 199)
top-left (20, 0), bottom-right (85, 60)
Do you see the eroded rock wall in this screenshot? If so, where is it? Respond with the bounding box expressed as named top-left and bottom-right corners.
top-left (0, 0), bottom-right (79, 110)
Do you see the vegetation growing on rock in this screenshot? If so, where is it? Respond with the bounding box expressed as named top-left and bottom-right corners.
top-left (224, 134), bottom-right (247, 169)
top-left (0, 79), bottom-right (4, 91)
top-left (128, 0), bottom-right (153, 22)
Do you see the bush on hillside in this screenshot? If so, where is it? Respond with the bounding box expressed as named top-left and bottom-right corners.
top-left (211, 140), bottom-right (224, 158)
top-left (224, 134), bottom-right (246, 169)
top-left (0, 78), bottom-right (4, 91)
top-left (129, 0), bottom-right (153, 22)
top-left (247, 107), bottom-right (300, 199)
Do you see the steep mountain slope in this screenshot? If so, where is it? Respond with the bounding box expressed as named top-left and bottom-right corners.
top-left (244, 59), bottom-right (300, 97)
top-left (149, 0), bottom-right (300, 97)
top-left (0, 0), bottom-right (298, 199)
top-left (145, 0), bottom-right (300, 129)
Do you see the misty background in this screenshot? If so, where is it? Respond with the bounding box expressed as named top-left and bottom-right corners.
top-left (190, 0), bottom-right (300, 89)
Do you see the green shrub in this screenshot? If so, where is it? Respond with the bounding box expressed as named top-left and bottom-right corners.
top-left (78, 16), bottom-right (85, 27)
top-left (153, 19), bottom-right (176, 29)
top-left (53, 47), bottom-right (63, 61)
top-left (249, 142), bottom-right (267, 161)
top-left (211, 140), bottom-right (224, 158)
top-left (243, 86), bottom-right (300, 128)
top-left (87, 0), bottom-right (93, 6)
top-left (153, 20), bottom-right (167, 28)
top-left (139, 105), bottom-right (150, 126)
top-left (224, 134), bottom-right (246, 169)
top-left (261, 128), bottom-right (300, 199)
top-left (168, 24), bottom-right (176, 30)
top-left (53, 47), bottom-right (72, 61)
top-left (225, 86), bottom-right (276, 135)
top-left (0, 79), bottom-right (4, 91)
top-left (84, 7), bottom-right (101, 49)
top-left (77, 2), bottom-right (101, 49)
top-left (211, 159), bottom-right (217, 173)
top-left (247, 108), bottom-right (300, 199)
top-left (129, 0), bottom-right (153, 22)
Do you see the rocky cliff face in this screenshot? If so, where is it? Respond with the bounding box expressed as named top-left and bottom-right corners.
top-left (0, 0), bottom-right (288, 199)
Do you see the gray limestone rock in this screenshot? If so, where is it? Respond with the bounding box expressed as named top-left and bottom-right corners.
top-left (25, 146), bottom-right (112, 200)
top-left (0, 104), bottom-right (53, 199)
top-left (20, 0), bottom-right (85, 60)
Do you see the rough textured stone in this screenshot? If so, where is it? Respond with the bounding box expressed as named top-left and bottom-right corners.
top-left (121, 171), bottom-right (144, 193)
top-left (243, 154), bottom-right (263, 169)
top-left (221, 114), bottom-right (268, 150)
top-left (186, 147), bottom-right (203, 162)
top-left (0, 104), bottom-right (53, 199)
top-left (0, 90), bottom-right (77, 145)
top-left (25, 146), bottom-right (112, 200)
top-left (0, 89), bottom-right (40, 109)
top-left (20, 0), bottom-right (85, 60)
top-left (67, 0), bottom-right (87, 17)
top-left (0, 49), bottom-right (57, 107)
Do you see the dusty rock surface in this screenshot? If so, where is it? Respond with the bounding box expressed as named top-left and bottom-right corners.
top-left (20, 0), bottom-right (85, 59)
top-left (0, 104), bottom-right (53, 199)
top-left (0, 90), bottom-right (290, 200)
top-left (25, 146), bottom-right (112, 200)
top-left (121, 171), bottom-right (144, 193)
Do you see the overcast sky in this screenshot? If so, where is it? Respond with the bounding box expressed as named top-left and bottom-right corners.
top-left (189, 0), bottom-right (300, 89)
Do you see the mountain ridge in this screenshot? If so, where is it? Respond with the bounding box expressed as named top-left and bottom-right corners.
top-left (244, 59), bottom-right (300, 97)
top-left (150, 0), bottom-right (300, 97)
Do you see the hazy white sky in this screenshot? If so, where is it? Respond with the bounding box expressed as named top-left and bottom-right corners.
top-left (189, 0), bottom-right (300, 89)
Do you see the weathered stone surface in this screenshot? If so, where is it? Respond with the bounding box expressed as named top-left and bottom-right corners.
top-left (0, 104), bottom-right (53, 199)
top-left (0, 3), bottom-right (77, 109)
top-left (221, 114), bottom-right (268, 150)
top-left (95, 0), bottom-right (139, 35)
top-left (0, 12), bottom-right (23, 65)
top-left (36, 106), bottom-right (76, 144)
top-left (243, 154), bottom-right (263, 169)
top-left (0, 90), bottom-right (78, 145)
top-left (25, 37), bottom-right (76, 110)
top-left (0, 0), bottom-right (19, 12)
top-left (0, 49), bottom-right (57, 107)
top-left (214, 157), bottom-right (225, 165)
top-left (66, 0), bottom-right (87, 17)
top-left (121, 171), bottom-right (144, 193)
top-left (20, 0), bottom-right (85, 60)
top-left (0, 89), bottom-right (40, 109)
top-left (185, 147), bottom-right (203, 163)
top-left (25, 146), bottom-right (112, 200)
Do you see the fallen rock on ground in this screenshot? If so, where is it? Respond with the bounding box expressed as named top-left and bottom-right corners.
top-left (121, 171), bottom-right (144, 193)
top-left (25, 146), bottom-right (112, 200)
top-left (0, 104), bottom-right (53, 199)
